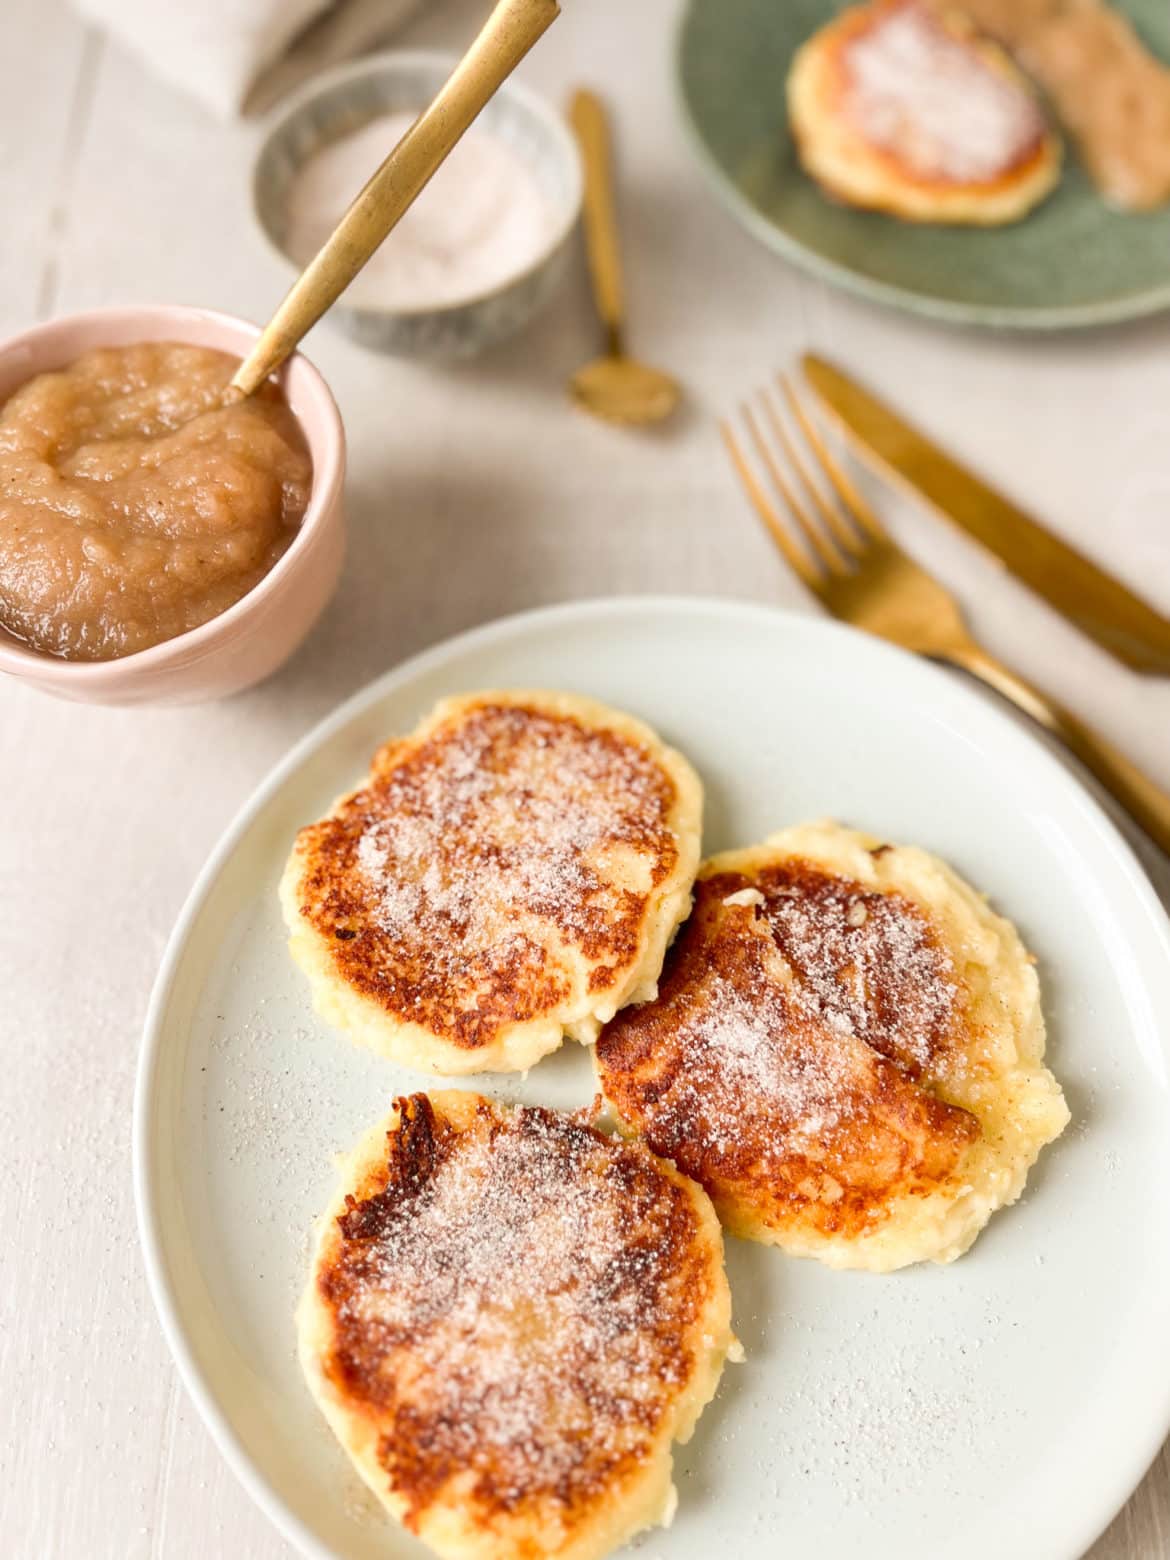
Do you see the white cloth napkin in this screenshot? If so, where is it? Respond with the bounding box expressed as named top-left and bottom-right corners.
top-left (75, 0), bottom-right (426, 118)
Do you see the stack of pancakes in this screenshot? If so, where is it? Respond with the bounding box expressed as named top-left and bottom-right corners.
top-left (282, 690), bottom-right (1068, 1560)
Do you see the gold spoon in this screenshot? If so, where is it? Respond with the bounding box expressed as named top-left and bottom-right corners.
top-left (230, 0), bottom-right (561, 399)
top-left (567, 89), bottom-right (681, 426)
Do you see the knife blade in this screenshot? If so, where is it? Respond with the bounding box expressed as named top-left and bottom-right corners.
top-left (803, 353), bottom-right (1170, 676)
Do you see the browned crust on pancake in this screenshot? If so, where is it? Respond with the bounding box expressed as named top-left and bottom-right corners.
top-left (288, 698), bottom-right (684, 1053)
top-left (751, 858), bottom-right (962, 1077)
top-left (309, 1094), bottom-right (728, 1541)
top-left (596, 863), bottom-right (981, 1243)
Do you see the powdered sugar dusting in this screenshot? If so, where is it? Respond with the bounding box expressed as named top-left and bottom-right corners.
top-left (686, 966), bottom-right (859, 1147)
top-left (638, 862), bottom-right (958, 1145)
top-left (320, 1097), bottom-right (715, 1520)
top-left (299, 701), bottom-right (684, 1047)
top-left (597, 861), bottom-right (976, 1235)
top-left (843, 0), bottom-right (1046, 182)
top-left (759, 862), bottom-right (957, 1075)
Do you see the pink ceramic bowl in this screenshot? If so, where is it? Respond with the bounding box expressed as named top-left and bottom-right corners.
top-left (0, 305), bottom-right (346, 704)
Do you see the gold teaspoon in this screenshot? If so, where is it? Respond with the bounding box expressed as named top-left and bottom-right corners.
top-left (568, 89), bottom-right (681, 426)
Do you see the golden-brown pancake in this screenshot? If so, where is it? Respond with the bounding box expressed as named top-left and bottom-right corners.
top-left (280, 691), bottom-right (702, 1074)
top-left (596, 823), bottom-right (1069, 1271)
top-left (298, 1092), bottom-right (736, 1560)
top-left (787, 0), bottom-right (1062, 224)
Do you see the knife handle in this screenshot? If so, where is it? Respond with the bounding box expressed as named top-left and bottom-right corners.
top-left (953, 645), bottom-right (1170, 857)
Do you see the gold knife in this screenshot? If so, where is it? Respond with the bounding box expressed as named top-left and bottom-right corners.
top-left (803, 353), bottom-right (1170, 676)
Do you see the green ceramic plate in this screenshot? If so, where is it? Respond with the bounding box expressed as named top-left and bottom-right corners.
top-left (676, 0), bottom-right (1170, 329)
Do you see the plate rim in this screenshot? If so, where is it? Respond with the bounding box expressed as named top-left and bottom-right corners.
top-left (673, 0), bottom-right (1170, 332)
top-left (134, 593), bottom-right (1170, 1560)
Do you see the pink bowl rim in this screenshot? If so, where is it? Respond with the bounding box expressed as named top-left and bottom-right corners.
top-left (0, 303), bottom-right (345, 687)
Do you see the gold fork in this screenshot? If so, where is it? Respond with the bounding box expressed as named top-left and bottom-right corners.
top-left (722, 377), bottom-right (1170, 857)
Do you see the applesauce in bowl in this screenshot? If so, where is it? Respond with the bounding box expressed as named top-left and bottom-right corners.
top-left (0, 305), bottom-right (345, 705)
top-left (0, 341), bottom-right (312, 661)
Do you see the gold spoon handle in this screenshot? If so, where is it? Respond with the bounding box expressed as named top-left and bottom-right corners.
top-left (569, 88), bottom-right (625, 358)
top-left (231, 0), bottom-right (561, 397)
top-left (953, 643), bottom-right (1170, 856)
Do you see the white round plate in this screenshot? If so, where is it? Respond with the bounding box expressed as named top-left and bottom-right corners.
top-left (136, 597), bottom-right (1170, 1560)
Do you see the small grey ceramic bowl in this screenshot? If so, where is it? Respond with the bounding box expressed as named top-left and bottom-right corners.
top-left (252, 50), bottom-right (583, 360)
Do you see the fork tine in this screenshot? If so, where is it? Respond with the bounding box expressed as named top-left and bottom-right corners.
top-left (761, 387), bottom-right (861, 561)
top-left (742, 400), bottom-right (849, 575)
top-left (720, 419), bottom-right (821, 591)
top-left (781, 375), bottom-right (887, 541)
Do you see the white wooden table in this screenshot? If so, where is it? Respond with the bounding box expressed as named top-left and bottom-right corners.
top-left (1, 0), bottom-right (1168, 1554)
